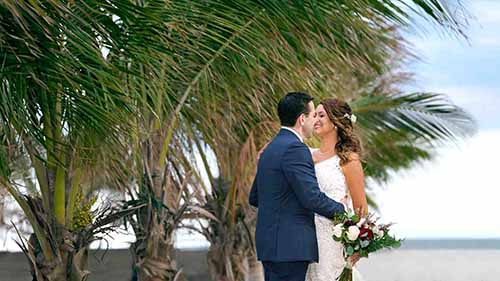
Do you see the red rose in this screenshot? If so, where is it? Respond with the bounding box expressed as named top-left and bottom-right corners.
top-left (359, 227), bottom-right (374, 240)
top-left (344, 220), bottom-right (356, 227)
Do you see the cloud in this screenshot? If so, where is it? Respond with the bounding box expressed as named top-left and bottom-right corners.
top-left (374, 129), bottom-right (500, 238)
top-left (408, 86), bottom-right (500, 130)
top-left (475, 36), bottom-right (500, 47)
top-left (403, 0), bottom-right (500, 131)
top-left (470, 1), bottom-right (500, 25)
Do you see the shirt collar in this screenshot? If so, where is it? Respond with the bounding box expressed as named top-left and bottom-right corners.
top-left (281, 126), bottom-right (304, 143)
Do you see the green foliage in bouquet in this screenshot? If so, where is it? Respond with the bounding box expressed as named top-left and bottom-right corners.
top-left (332, 212), bottom-right (402, 258)
top-left (363, 227), bottom-right (402, 256)
top-left (331, 212), bottom-right (402, 281)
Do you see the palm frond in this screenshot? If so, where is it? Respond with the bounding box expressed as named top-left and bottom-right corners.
top-left (353, 92), bottom-right (476, 143)
top-left (352, 92), bottom-right (475, 182)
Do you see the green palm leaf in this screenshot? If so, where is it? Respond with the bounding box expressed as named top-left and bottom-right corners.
top-left (352, 92), bottom-right (475, 182)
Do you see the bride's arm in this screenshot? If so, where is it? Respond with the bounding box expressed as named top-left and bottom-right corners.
top-left (341, 153), bottom-right (368, 218)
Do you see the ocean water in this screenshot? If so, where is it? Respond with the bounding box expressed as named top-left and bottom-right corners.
top-left (399, 239), bottom-right (500, 250)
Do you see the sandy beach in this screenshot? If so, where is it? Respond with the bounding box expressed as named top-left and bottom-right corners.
top-left (356, 249), bottom-right (500, 281)
top-left (1, 246), bottom-right (500, 281)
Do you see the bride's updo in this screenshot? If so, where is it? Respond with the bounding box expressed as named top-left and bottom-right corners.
top-left (319, 98), bottom-right (362, 165)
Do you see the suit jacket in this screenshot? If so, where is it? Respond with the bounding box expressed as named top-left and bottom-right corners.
top-left (249, 128), bottom-right (345, 262)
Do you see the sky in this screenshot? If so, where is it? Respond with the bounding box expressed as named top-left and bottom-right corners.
top-left (374, 0), bottom-right (500, 238)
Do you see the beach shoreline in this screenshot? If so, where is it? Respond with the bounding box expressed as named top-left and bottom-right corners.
top-left (1, 244), bottom-right (500, 281)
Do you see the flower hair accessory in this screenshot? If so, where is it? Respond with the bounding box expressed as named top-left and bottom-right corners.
top-left (343, 113), bottom-right (357, 123)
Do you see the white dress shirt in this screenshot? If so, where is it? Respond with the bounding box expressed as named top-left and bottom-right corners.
top-left (281, 126), bottom-right (304, 143)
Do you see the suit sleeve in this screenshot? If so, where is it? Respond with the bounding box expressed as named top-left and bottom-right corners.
top-left (249, 174), bottom-right (258, 207)
top-left (281, 143), bottom-right (345, 218)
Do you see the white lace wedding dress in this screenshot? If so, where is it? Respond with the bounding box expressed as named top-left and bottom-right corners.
top-left (306, 149), bottom-right (364, 281)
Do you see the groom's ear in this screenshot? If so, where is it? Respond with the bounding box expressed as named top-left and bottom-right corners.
top-left (298, 113), bottom-right (305, 126)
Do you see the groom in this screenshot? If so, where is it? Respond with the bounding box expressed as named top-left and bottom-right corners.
top-left (249, 92), bottom-right (345, 281)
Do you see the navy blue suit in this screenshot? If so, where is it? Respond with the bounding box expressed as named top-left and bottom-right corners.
top-left (249, 129), bottom-right (345, 281)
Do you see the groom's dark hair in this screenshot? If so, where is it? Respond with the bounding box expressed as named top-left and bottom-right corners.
top-left (277, 92), bottom-right (314, 126)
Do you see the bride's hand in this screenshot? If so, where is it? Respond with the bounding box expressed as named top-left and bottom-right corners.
top-left (340, 195), bottom-right (349, 206)
top-left (348, 253), bottom-right (362, 266)
top-left (356, 206), bottom-right (369, 218)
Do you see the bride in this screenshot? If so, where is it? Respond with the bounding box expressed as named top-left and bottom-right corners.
top-left (306, 98), bottom-right (368, 281)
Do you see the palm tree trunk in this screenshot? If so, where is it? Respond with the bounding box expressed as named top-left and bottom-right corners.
top-left (207, 245), bottom-right (226, 281)
top-left (248, 255), bottom-right (264, 281)
top-left (0, 197), bottom-right (4, 225)
top-left (128, 132), bottom-right (187, 281)
top-left (207, 242), bottom-right (255, 281)
top-left (26, 233), bottom-right (90, 281)
top-left (131, 219), bottom-right (180, 281)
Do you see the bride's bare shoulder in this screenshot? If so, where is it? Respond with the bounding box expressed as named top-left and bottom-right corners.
top-left (346, 152), bottom-right (361, 162)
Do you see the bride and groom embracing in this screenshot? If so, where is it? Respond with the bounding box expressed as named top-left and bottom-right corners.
top-left (249, 92), bottom-right (368, 281)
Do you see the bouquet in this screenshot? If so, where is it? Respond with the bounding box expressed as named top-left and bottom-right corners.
top-left (332, 212), bottom-right (402, 281)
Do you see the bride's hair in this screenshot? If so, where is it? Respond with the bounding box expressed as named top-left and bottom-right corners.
top-left (320, 98), bottom-right (362, 166)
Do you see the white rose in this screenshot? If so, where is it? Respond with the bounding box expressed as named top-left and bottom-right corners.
top-left (347, 226), bottom-right (360, 241)
top-left (373, 227), bottom-right (384, 237)
top-left (356, 218), bottom-right (366, 228)
top-left (333, 224), bottom-right (343, 238)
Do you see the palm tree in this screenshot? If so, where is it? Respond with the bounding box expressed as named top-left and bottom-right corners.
top-left (0, 1), bottom-right (174, 280)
